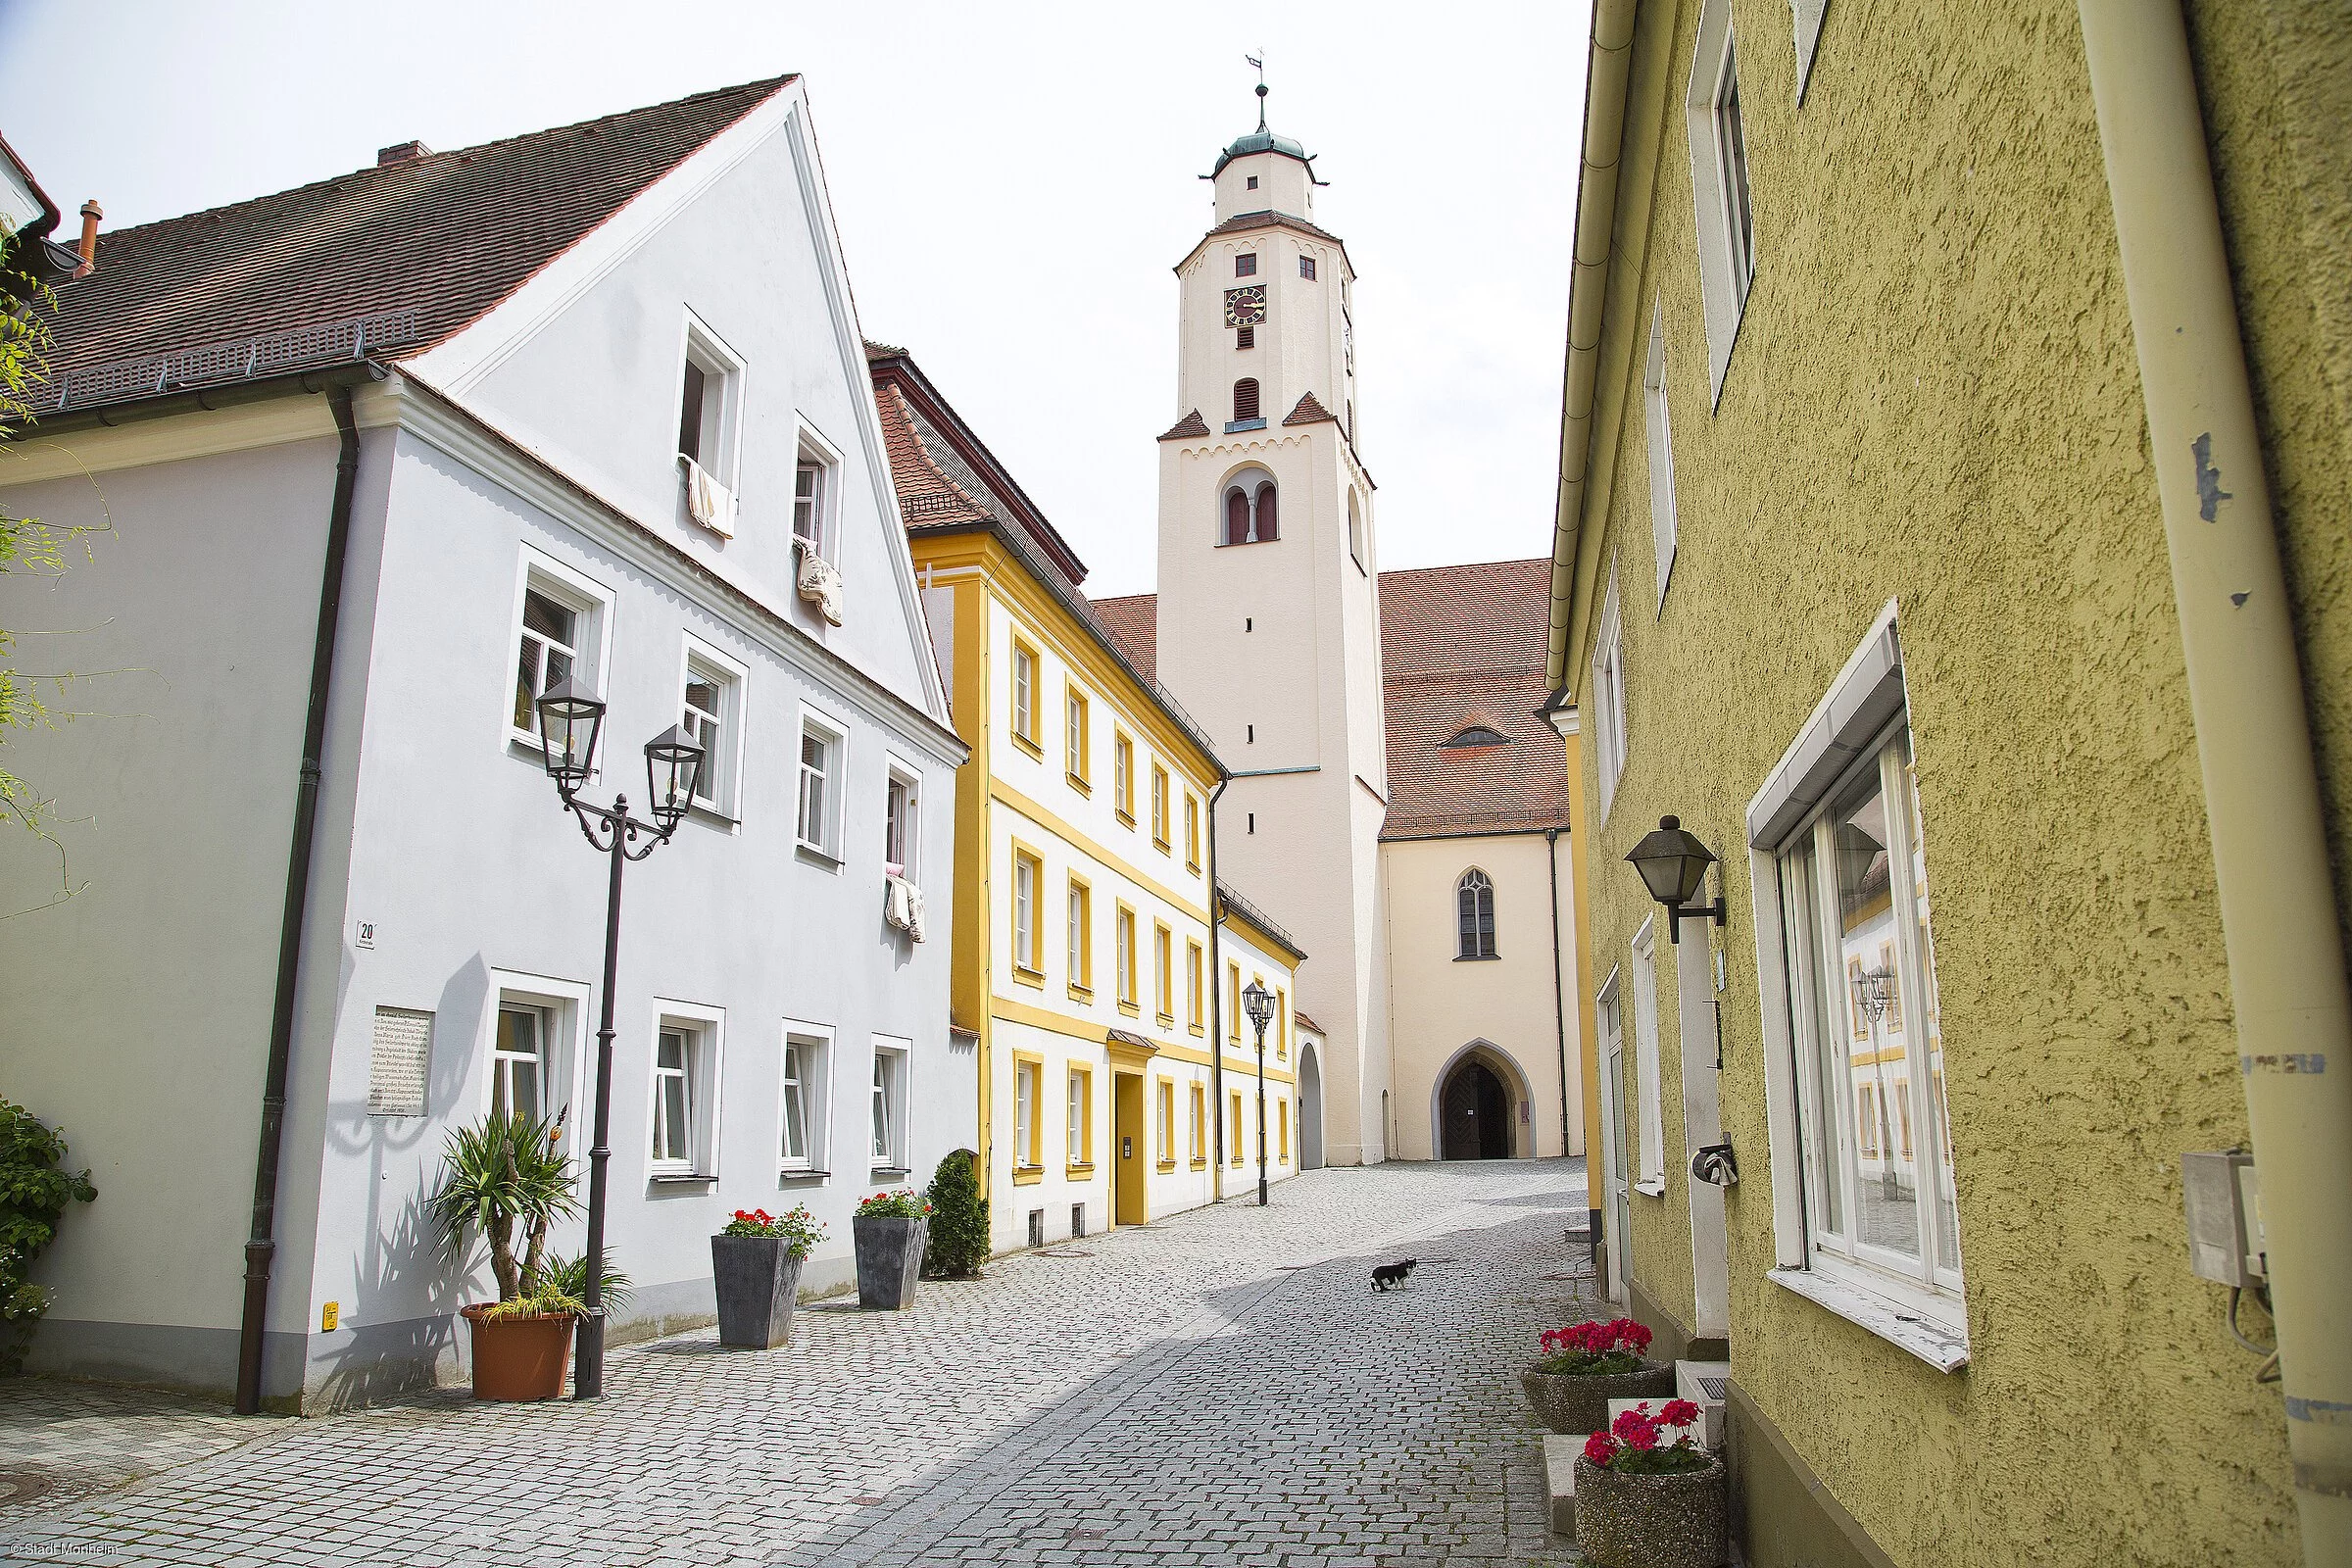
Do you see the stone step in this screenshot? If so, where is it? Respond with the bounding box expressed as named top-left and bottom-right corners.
top-left (1541, 1433), bottom-right (1584, 1537)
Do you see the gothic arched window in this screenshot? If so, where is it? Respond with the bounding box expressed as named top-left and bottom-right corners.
top-left (1253, 481), bottom-right (1278, 542)
top-left (1233, 377), bottom-right (1260, 422)
top-left (1456, 869), bottom-right (1496, 959)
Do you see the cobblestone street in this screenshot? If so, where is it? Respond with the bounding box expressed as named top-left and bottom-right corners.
top-left (0, 1162), bottom-right (1596, 1567)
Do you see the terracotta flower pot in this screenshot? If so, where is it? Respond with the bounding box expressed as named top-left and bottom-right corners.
top-left (1519, 1358), bottom-right (1677, 1434)
top-left (462, 1304), bottom-right (573, 1401)
top-left (853, 1214), bottom-right (928, 1309)
top-left (712, 1234), bottom-right (808, 1348)
top-left (1573, 1451), bottom-right (1728, 1568)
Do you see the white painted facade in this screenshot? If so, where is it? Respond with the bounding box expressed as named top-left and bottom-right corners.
top-left (0, 81), bottom-right (970, 1407)
top-left (1152, 125), bottom-right (1390, 1167)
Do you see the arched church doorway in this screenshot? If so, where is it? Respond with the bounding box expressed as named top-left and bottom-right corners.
top-left (1298, 1042), bottom-right (1325, 1170)
top-left (1430, 1048), bottom-right (1524, 1161)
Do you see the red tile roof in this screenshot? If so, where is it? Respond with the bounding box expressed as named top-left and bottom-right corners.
top-left (1158, 409), bottom-right (1209, 441)
top-left (1379, 559), bottom-right (1572, 840)
top-left (1282, 391), bottom-right (1336, 426)
top-left (36, 77), bottom-right (792, 405)
top-left (1093, 594), bottom-right (1158, 681)
top-left (872, 379), bottom-right (992, 528)
top-left (1087, 558), bottom-right (1569, 841)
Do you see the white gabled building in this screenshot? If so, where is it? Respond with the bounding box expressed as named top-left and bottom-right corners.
top-left (0, 76), bottom-right (970, 1409)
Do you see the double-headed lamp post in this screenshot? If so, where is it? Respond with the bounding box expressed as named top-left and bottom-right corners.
top-left (532, 675), bottom-right (704, 1401)
top-left (1242, 979), bottom-right (1276, 1207)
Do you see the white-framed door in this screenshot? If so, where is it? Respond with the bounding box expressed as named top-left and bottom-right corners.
top-left (1597, 971), bottom-right (1630, 1303)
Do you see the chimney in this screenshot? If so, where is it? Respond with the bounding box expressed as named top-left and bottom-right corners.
top-left (74, 200), bottom-right (101, 277)
top-left (375, 141), bottom-right (431, 167)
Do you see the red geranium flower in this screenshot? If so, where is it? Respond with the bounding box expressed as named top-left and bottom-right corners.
top-left (1583, 1432), bottom-right (1617, 1466)
top-left (1661, 1398), bottom-right (1700, 1428)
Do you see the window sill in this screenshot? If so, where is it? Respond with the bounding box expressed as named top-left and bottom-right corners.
top-left (650, 1171), bottom-right (716, 1188)
top-left (1066, 1162), bottom-right (1096, 1179)
top-left (1768, 1266), bottom-right (1970, 1372)
top-left (1188, 1024), bottom-right (1206, 1038)
top-left (1186, 861), bottom-right (1201, 876)
top-left (1156, 1160), bottom-right (1178, 1174)
top-left (777, 1167), bottom-right (828, 1183)
top-left (1453, 953), bottom-right (1500, 962)
top-left (1067, 983), bottom-right (1095, 1004)
top-left (688, 799), bottom-right (740, 831)
top-left (1117, 1001), bottom-right (1142, 1018)
top-left (1067, 773), bottom-right (1093, 797)
top-left (1634, 1178), bottom-right (1669, 1198)
top-left (1012, 1164), bottom-right (1045, 1186)
top-left (1156, 1012), bottom-right (1176, 1028)
top-left (1010, 733), bottom-right (1043, 761)
top-left (795, 842), bottom-right (843, 871)
top-left (1115, 809), bottom-right (1136, 829)
top-left (1012, 966), bottom-right (1046, 991)
top-left (1190, 1157), bottom-right (1208, 1171)
top-left (1224, 417), bottom-right (1267, 433)
top-left (869, 1165), bottom-right (910, 1182)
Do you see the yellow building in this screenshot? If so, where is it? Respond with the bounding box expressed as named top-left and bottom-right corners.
top-left (1544, 2), bottom-right (2351, 1565)
top-left (869, 348), bottom-right (1305, 1250)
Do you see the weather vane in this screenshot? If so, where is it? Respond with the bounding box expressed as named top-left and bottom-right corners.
top-left (1247, 52), bottom-right (1268, 128)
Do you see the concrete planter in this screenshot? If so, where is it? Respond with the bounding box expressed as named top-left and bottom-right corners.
top-left (853, 1215), bottom-right (928, 1309)
top-left (1573, 1452), bottom-right (1728, 1568)
top-left (711, 1235), bottom-right (808, 1349)
top-left (1519, 1359), bottom-right (1676, 1434)
top-left (461, 1304), bottom-right (572, 1401)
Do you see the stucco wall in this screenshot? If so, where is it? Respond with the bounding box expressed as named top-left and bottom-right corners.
top-left (1382, 833), bottom-right (1582, 1162)
top-left (1569, 0), bottom-right (2347, 1563)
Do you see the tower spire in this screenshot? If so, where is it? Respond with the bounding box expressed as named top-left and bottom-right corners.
top-left (1248, 53), bottom-right (1268, 131)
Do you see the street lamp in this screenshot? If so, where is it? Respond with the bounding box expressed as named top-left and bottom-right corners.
top-left (1850, 964), bottom-right (1901, 1200)
top-left (1242, 979), bottom-right (1276, 1207)
top-left (1625, 815), bottom-right (1728, 944)
top-left (532, 676), bottom-right (704, 1400)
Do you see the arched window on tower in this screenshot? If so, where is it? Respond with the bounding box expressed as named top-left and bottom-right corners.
top-left (1219, 468), bottom-right (1279, 548)
top-left (1233, 378), bottom-right (1260, 423)
top-left (1348, 489), bottom-right (1364, 569)
top-left (1456, 870), bottom-right (1496, 959)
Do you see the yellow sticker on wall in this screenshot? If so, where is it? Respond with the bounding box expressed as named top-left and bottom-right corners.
top-left (321, 1301), bottom-right (340, 1333)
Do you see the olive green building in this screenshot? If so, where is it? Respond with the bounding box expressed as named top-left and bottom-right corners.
top-left (1544, 1), bottom-right (2351, 1564)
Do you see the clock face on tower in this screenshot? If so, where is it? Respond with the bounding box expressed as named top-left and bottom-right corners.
top-left (1224, 285), bottom-right (1268, 328)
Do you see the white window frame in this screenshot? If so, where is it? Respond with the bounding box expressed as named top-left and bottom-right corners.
top-left (1066, 1065), bottom-right (1092, 1166)
top-left (1746, 610), bottom-right (1968, 1360)
top-left (883, 757), bottom-right (922, 879)
top-left (1592, 572), bottom-right (1629, 821)
top-left (1348, 489), bottom-right (1367, 573)
top-left (1642, 301), bottom-right (1679, 608)
top-left (870, 1035), bottom-right (911, 1172)
top-left (795, 703), bottom-right (849, 863)
top-left (1116, 906), bottom-right (1138, 1006)
top-left (677, 634), bottom-right (748, 821)
top-left (647, 1002), bottom-right (724, 1182)
top-left (778, 1021), bottom-right (830, 1175)
top-left (1630, 918), bottom-right (1666, 1194)
top-left (1013, 852), bottom-right (1038, 973)
top-left (504, 547), bottom-right (613, 757)
top-left (1686, 0), bottom-right (1756, 403)
top-left (481, 970), bottom-right (590, 1127)
top-left (793, 420), bottom-right (845, 560)
top-left (1014, 1058), bottom-right (1041, 1170)
top-left (1011, 639), bottom-right (1038, 745)
top-left (676, 310), bottom-right (747, 487)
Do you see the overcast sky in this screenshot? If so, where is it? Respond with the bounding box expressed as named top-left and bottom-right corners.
top-left (1, 0), bottom-right (1587, 598)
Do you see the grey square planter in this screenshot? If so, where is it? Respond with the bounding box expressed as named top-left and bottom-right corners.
top-left (711, 1234), bottom-right (807, 1348)
top-left (853, 1214), bottom-right (928, 1309)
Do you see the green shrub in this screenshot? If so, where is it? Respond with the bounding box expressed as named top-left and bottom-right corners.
top-left (426, 1112), bottom-right (578, 1303)
top-left (922, 1150), bottom-right (989, 1278)
top-left (0, 1098), bottom-right (97, 1372)
top-left (541, 1250), bottom-right (633, 1316)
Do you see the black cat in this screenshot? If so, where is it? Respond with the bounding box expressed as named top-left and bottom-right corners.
top-left (1371, 1258), bottom-right (1417, 1293)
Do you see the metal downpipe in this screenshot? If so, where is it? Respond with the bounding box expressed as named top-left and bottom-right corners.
top-left (2078, 4), bottom-right (2352, 1556)
top-left (234, 382), bottom-right (363, 1415)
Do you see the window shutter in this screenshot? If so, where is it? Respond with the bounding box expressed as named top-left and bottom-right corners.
top-left (1225, 489), bottom-right (1250, 546)
top-left (1233, 378), bottom-right (1259, 422)
top-left (1253, 482), bottom-right (1278, 541)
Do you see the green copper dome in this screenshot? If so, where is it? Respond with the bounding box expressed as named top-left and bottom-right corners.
top-left (1212, 82), bottom-right (1312, 176)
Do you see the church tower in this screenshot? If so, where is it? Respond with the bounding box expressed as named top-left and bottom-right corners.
top-left (1153, 84), bottom-right (1391, 1165)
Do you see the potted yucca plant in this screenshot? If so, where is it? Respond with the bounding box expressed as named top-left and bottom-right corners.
top-left (712, 1206), bottom-right (825, 1348)
top-left (429, 1110), bottom-right (581, 1401)
top-left (852, 1189), bottom-right (932, 1310)
top-left (1574, 1399), bottom-right (1727, 1568)
top-left (1519, 1317), bottom-right (1676, 1435)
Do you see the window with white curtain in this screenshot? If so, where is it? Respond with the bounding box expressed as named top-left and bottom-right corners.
top-left (1630, 923), bottom-right (1665, 1190)
top-left (492, 1004), bottom-right (548, 1123)
top-left (779, 1033), bottom-right (823, 1172)
top-left (1593, 575), bottom-right (1629, 820)
top-left (870, 1041), bottom-right (908, 1169)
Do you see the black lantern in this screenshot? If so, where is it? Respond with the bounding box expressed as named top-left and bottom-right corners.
top-left (1242, 979), bottom-right (1275, 1036)
top-left (644, 724), bottom-right (707, 832)
top-left (535, 675), bottom-right (607, 794)
top-left (1625, 814), bottom-right (1727, 943)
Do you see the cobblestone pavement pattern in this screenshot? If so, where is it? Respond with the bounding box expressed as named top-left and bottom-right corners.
top-left (0, 1161), bottom-right (1600, 1566)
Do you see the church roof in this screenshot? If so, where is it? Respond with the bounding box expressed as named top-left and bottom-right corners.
top-left (1092, 594), bottom-right (1159, 680)
top-left (1379, 559), bottom-right (1575, 841)
top-left (1158, 409), bottom-right (1210, 441)
top-left (1087, 558), bottom-right (1573, 843)
top-left (1175, 209), bottom-right (1350, 279)
top-left (1283, 390), bottom-right (1337, 425)
top-left (1213, 125), bottom-right (1313, 177)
